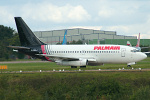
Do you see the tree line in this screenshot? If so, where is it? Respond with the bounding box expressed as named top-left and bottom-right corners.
top-left (0, 25), bottom-right (24, 61)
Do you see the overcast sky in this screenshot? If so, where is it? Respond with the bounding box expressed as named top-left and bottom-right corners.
top-left (1, 0), bottom-right (150, 38)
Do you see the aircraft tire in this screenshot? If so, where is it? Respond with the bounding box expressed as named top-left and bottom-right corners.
top-left (71, 66), bottom-right (77, 68)
top-left (80, 66), bottom-right (86, 68)
top-left (127, 65), bottom-right (131, 67)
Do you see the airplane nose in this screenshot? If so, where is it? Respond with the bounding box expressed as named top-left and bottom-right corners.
top-left (144, 53), bottom-right (147, 59)
top-left (132, 52), bottom-right (147, 62)
top-left (141, 53), bottom-right (147, 60)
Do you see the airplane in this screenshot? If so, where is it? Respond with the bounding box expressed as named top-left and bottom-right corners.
top-left (8, 17), bottom-right (147, 68)
top-left (127, 33), bottom-right (150, 53)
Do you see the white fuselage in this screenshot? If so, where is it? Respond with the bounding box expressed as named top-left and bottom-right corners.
top-left (41, 44), bottom-right (147, 66)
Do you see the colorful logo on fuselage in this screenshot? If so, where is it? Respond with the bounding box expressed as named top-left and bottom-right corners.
top-left (94, 46), bottom-right (120, 50)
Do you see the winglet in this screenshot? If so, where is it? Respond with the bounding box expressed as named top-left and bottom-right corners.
top-left (136, 33), bottom-right (140, 47)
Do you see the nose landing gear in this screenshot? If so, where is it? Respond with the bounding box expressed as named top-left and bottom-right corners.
top-left (127, 65), bottom-right (131, 67)
top-left (127, 62), bottom-right (136, 67)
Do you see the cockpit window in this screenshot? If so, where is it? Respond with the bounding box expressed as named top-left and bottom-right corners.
top-left (131, 49), bottom-right (140, 52)
top-left (131, 49), bottom-right (136, 52)
top-left (136, 49), bottom-right (140, 52)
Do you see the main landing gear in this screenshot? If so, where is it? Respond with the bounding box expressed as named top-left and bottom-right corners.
top-left (80, 66), bottom-right (86, 68)
top-left (71, 66), bottom-right (77, 68)
top-left (71, 66), bottom-right (86, 68)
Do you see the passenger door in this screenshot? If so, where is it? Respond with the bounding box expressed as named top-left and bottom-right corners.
top-left (121, 48), bottom-right (126, 57)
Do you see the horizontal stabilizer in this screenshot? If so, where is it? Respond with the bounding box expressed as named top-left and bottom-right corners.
top-left (8, 46), bottom-right (30, 49)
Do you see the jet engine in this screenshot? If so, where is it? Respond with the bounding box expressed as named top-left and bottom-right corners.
top-left (56, 59), bottom-right (87, 66)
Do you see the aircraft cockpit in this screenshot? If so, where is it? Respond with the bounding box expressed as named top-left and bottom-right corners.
top-left (131, 49), bottom-right (140, 52)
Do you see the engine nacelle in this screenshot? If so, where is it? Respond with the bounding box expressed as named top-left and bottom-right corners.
top-left (56, 59), bottom-right (87, 66)
top-left (88, 62), bottom-right (103, 66)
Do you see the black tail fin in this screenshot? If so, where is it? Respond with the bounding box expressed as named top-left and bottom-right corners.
top-left (14, 17), bottom-right (45, 47)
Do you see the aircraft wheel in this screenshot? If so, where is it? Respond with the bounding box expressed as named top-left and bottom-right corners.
top-left (80, 66), bottom-right (86, 68)
top-left (71, 66), bottom-right (77, 68)
top-left (127, 65), bottom-right (131, 67)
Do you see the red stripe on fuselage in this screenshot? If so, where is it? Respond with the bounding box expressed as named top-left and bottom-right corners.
top-left (41, 45), bottom-right (51, 61)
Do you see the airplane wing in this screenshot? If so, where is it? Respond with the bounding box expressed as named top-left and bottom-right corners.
top-left (37, 54), bottom-right (79, 60)
top-left (36, 54), bottom-right (96, 62)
